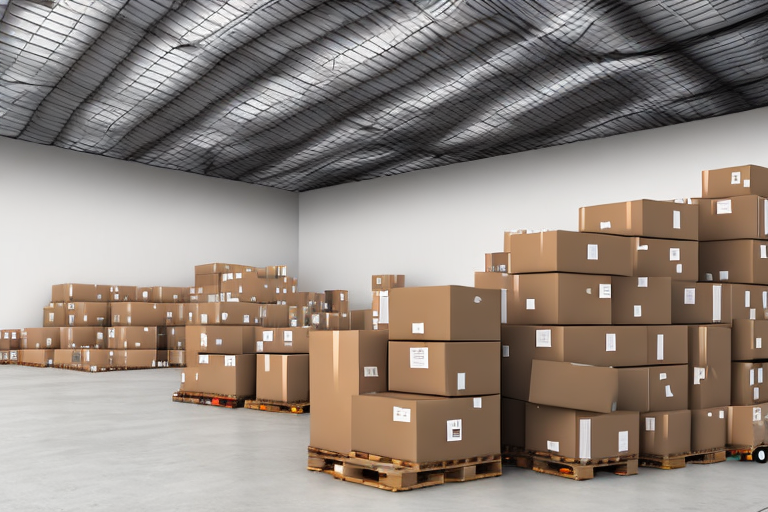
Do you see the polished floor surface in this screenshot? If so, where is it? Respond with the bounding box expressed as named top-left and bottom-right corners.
top-left (0, 365), bottom-right (766, 511)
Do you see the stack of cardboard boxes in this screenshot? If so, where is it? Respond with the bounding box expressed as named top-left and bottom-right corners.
top-left (0, 329), bottom-right (21, 364)
top-left (351, 275), bottom-right (405, 330)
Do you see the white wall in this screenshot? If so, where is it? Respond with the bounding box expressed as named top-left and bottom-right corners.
top-left (299, 106), bottom-right (768, 310)
top-left (0, 137), bottom-right (298, 329)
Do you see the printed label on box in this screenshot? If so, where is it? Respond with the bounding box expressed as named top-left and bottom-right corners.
top-left (716, 200), bottom-right (732, 214)
top-left (256, 341), bottom-right (263, 352)
top-left (637, 277), bottom-right (648, 288)
top-left (243, 315), bottom-right (250, 324)
top-left (579, 418), bottom-right (591, 459)
top-left (684, 288), bottom-right (696, 305)
top-left (412, 322), bottom-right (425, 335)
top-left (600, 221), bottom-right (611, 230)
top-left (759, 368), bottom-right (764, 384)
top-left (618, 431), bottom-right (629, 452)
top-left (200, 333), bottom-right (208, 348)
top-left (221, 312), bottom-right (229, 321)
top-left (732, 171), bottom-right (741, 184)
top-left (745, 179), bottom-right (751, 187)
top-left (657, 334), bottom-right (664, 361)
top-left (526, 298), bottom-right (535, 310)
top-left (720, 410), bottom-right (725, 419)
top-left (719, 271), bottom-right (729, 280)
top-left (670, 248), bottom-right (681, 261)
top-left (660, 373), bottom-right (667, 380)
top-left (587, 244), bottom-right (599, 260)
top-left (263, 331), bottom-right (274, 342)
top-left (665, 385), bottom-right (673, 397)
top-left (447, 419), bottom-right (462, 442)
top-left (410, 347), bottom-right (429, 369)
top-left (673, 210), bottom-right (681, 229)
top-left (676, 263), bottom-right (683, 273)
top-left (363, 366), bottom-right (379, 377)
top-left (754, 407), bottom-right (762, 422)
top-left (224, 355), bottom-right (236, 367)
top-left (599, 284), bottom-right (611, 299)
top-left (283, 330), bottom-right (293, 342)
top-left (535, 329), bottom-right (552, 348)
top-left (379, 291), bottom-right (390, 324)
top-left (757, 338), bottom-right (762, 349)
top-left (694, 367), bottom-right (706, 385)
top-left (547, 440), bottom-right (560, 452)
top-left (605, 333), bottom-right (617, 352)
top-left (198, 354), bottom-right (209, 364)
top-left (393, 406), bottom-right (411, 423)
top-left (634, 305), bottom-right (642, 318)
top-left (762, 245), bottom-right (768, 259)
top-left (502, 345), bottom-right (510, 358)
top-left (645, 417), bottom-right (656, 432)
top-left (746, 291), bottom-right (752, 308)
top-left (457, 373), bottom-right (466, 390)
top-left (473, 397), bottom-right (482, 408)
top-left (638, 244), bottom-right (649, 251)
top-left (108, 328), bottom-right (115, 338)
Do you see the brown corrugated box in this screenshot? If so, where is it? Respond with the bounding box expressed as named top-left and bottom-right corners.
top-left (732, 320), bottom-right (768, 361)
top-left (503, 230), bottom-right (633, 276)
top-left (671, 282), bottom-right (731, 324)
top-left (691, 407), bottom-right (727, 452)
top-left (697, 195), bottom-right (768, 241)
top-left (109, 285), bottom-right (137, 302)
top-left (688, 325), bottom-right (732, 409)
top-left (165, 326), bottom-right (186, 350)
top-left (646, 325), bottom-right (689, 366)
top-left (351, 309), bottom-right (374, 331)
top-left (19, 349), bottom-right (55, 366)
top-left (59, 327), bottom-right (106, 349)
top-left (180, 354), bottom-right (255, 397)
top-left (729, 284), bottom-right (768, 321)
top-left (195, 262), bottom-right (252, 275)
top-left (111, 302), bottom-right (167, 326)
top-left (112, 349), bottom-right (159, 368)
top-left (579, 199), bottom-right (698, 241)
top-left (64, 302), bottom-right (109, 327)
top-left (79, 349), bottom-right (113, 371)
top-left (507, 273), bottom-right (612, 325)
top-left (0, 329), bottom-right (21, 350)
top-left (485, 252), bottom-right (512, 273)
top-left (525, 403), bottom-right (639, 459)
top-left (702, 164), bottom-right (768, 199)
top-left (220, 275), bottom-right (276, 303)
top-left (324, 290), bottom-right (350, 314)
top-left (528, 359), bottom-right (618, 413)
top-left (168, 349), bottom-right (185, 366)
top-left (389, 286), bottom-right (501, 341)
top-left (630, 237), bottom-right (698, 281)
top-left (617, 365), bottom-right (689, 412)
top-left (151, 286), bottom-right (188, 303)
top-left (256, 354), bottom-right (309, 402)
top-left (611, 276), bottom-right (672, 325)
top-left (53, 348), bottom-right (80, 367)
top-left (106, 326), bottom-right (158, 350)
top-left (255, 327), bottom-right (310, 354)
top-left (43, 302), bottom-right (67, 327)
top-left (700, 240), bottom-right (768, 284)
top-left (640, 410), bottom-right (691, 457)
top-left (311, 312), bottom-right (352, 331)
top-left (372, 275), bottom-right (405, 291)
top-left (351, 392), bottom-right (500, 462)
top-left (501, 398), bottom-right (526, 450)
top-left (51, 283), bottom-right (110, 303)
top-left (388, 341), bottom-right (499, 396)
top-left (731, 362), bottom-right (768, 406)
top-left (188, 302), bottom-right (262, 326)
top-left (727, 402), bottom-right (768, 447)
top-left (185, 326), bottom-right (255, 361)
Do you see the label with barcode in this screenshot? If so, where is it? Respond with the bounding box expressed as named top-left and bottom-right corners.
top-left (363, 366), bottom-right (378, 377)
top-left (535, 329), bottom-right (551, 348)
top-left (446, 419), bottom-right (462, 442)
top-left (393, 407), bottom-right (411, 423)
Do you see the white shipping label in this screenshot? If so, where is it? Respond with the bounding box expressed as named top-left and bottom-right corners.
top-left (745, 179), bottom-right (751, 188)
top-left (732, 171), bottom-right (741, 184)
top-left (340, 293), bottom-right (345, 301)
top-left (97, 332), bottom-right (103, 340)
top-left (547, 441), bottom-right (560, 452)
top-left (638, 244), bottom-right (649, 251)
top-left (720, 410), bottom-right (726, 419)
top-left (665, 385), bottom-right (673, 397)
top-left (283, 330), bottom-right (293, 342)
top-left (447, 419), bottom-right (463, 442)
top-left (713, 285), bottom-right (722, 323)
top-left (579, 418), bottom-right (591, 460)
top-left (673, 210), bottom-right (681, 230)
top-left (221, 312), bottom-right (228, 321)
top-left (759, 368), bottom-right (764, 384)
top-left (224, 356), bottom-right (236, 367)
top-left (757, 338), bottom-right (763, 349)
top-left (716, 199), bottom-right (732, 214)
top-left (587, 244), bottom-right (599, 260)
top-left (256, 341), bottom-right (264, 352)
top-left (600, 221), bottom-right (611, 230)
top-left (500, 289), bottom-right (507, 324)
top-left (410, 347), bottom-right (429, 369)
top-left (108, 328), bottom-right (115, 338)
top-left (762, 245), bottom-right (768, 259)
top-left (473, 397), bottom-right (482, 408)
top-left (605, 333), bottom-right (617, 352)
top-left (684, 288), bottom-right (696, 305)
top-left (755, 388), bottom-right (760, 401)
top-left (200, 333), bottom-right (208, 348)
top-left (754, 407), bottom-right (762, 422)
top-left (412, 322), bottom-right (425, 335)
top-left (746, 291), bottom-right (752, 308)
top-left (751, 369), bottom-right (755, 386)
top-left (676, 264), bottom-right (683, 274)
top-left (243, 315), bottom-right (250, 324)
top-left (502, 345), bottom-right (510, 358)
top-left (637, 277), bottom-right (648, 288)
top-left (660, 373), bottom-right (667, 380)
top-left (669, 248), bottom-right (681, 261)
top-left (198, 354), bottom-right (209, 365)
top-left (657, 334), bottom-right (664, 361)
top-left (634, 305), bottom-right (642, 318)
top-left (48, 313), bottom-right (54, 322)
top-left (646, 417), bottom-right (656, 432)
top-left (719, 271), bottom-right (729, 281)
top-left (376, 277), bottom-right (382, 285)
top-left (393, 407), bottom-right (411, 423)
top-left (263, 331), bottom-right (274, 342)
top-left (379, 291), bottom-right (390, 324)
top-left (363, 366), bottom-right (379, 377)
top-left (618, 431), bottom-right (629, 453)
top-left (599, 284), bottom-right (611, 299)
top-left (708, 412), bottom-right (713, 417)
top-left (215, 338), bottom-right (223, 346)
top-left (694, 367), bottom-right (706, 385)
top-left (200, 314), bottom-right (208, 324)
top-left (457, 373), bottom-right (466, 391)
top-left (536, 329), bottom-right (552, 348)
top-left (526, 298), bottom-right (536, 310)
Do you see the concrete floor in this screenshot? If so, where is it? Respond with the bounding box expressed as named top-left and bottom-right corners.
top-left (0, 366), bottom-right (766, 512)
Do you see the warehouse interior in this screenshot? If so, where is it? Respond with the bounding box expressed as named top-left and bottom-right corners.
top-left (2, 1), bottom-right (768, 510)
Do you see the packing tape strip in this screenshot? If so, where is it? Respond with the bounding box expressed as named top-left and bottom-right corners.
top-left (282, 356), bottom-right (288, 403)
top-left (625, 201), bottom-right (632, 230)
top-left (333, 331), bottom-right (340, 393)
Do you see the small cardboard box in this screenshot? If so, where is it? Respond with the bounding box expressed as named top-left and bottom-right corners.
top-left (43, 302), bottom-right (67, 327)
top-left (51, 283), bottom-right (110, 303)
top-left (388, 341), bottom-right (499, 396)
top-left (151, 286), bottom-right (187, 303)
top-left (688, 325), bottom-right (732, 409)
top-left (185, 326), bottom-right (255, 361)
top-left (324, 290), bottom-right (350, 314)
top-left (59, 327), bottom-right (106, 349)
top-left (646, 325), bottom-right (689, 365)
top-left (630, 237), bottom-right (698, 281)
top-left (697, 195), bottom-right (768, 241)
top-left (256, 354), bottom-right (309, 402)
top-left (617, 365), bottom-right (689, 412)
top-left (702, 164), bottom-right (768, 199)
top-left (485, 253), bottom-right (512, 273)
top-left (180, 354), bottom-right (256, 397)
top-left (351, 392), bottom-right (500, 462)
top-left (729, 284), bottom-right (768, 321)
top-left (0, 329), bottom-right (21, 350)
top-left (106, 326), bottom-right (158, 350)
top-left (109, 285), bottom-right (137, 302)
top-left (372, 275), bottom-right (405, 291)
top-left (255, 327), bottom-right (310, 354)
top-left (671, 282), bottom-right (731, 324)
top-left (727, 402), bottom-right (768, 447)
top-left (525, 403), bottom-right (639, 460)
top-left (19, 349), bottom-right (55, 366)
top-left (700, 240), bottom-right (768, 285)
top-left (528, 359), bottom-right (618, 414)
top-left (731, 362), bottom-right (768, 406)
top-left (111, 302), bottom-right (167, 326)
top-left (579, 199), bottom-right (698, 241)
top-left (64, 302), bottom-right (109, 327)
top-left (732, 320), bottom-right (768, 361)
top-left (640, 410), bottom-right (691, 457)
top-left (691, 407), bottom-right (727, 452)
top-left (611, 276), bottom-right (672, 325)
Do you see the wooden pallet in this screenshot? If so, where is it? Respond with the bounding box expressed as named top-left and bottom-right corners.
top-left (640, 448), bottom-right (726, 469)
top-left (528, 451), bottom-right (638, 481)
top-left (307, 446), bottom-right (502, 492)
top-left (244, 398), bottom-right (309, 414)
top-left (17, 361), bottom-right (49, 368)
top-left (727, 445), bottom-right (768, 462)
top-left (53, 364), bottom-right (158, 373)
top-left (501, 446), bottom-right (533, 469)
top-left (172, 391), bottom-right (249, 408)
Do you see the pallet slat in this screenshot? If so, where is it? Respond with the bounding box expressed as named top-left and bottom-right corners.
top-left (172, 391), bottom-right (250, 408)
top-left (640, 449), bottom-right (726, 470)
top-left (244, 398), bottom-right (309, 414)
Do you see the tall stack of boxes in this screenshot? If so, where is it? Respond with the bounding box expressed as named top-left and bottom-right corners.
top-left (0, 329), bottom-right (21, 363)
top-left (51, 284), bottom-right (111, 370)
top-left (351, 275), bottom-right (405, 331)
top-left (19, 327), bottom-right (60, 366)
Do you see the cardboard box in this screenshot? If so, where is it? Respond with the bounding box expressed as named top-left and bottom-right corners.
top-left (611, 276), bottom-right (672, 325)
top-left (64, 302), bottom-right (109, 327)
top-left (389, 286), bottom-right (501, 341)
top-left (112, 350), bottom-right (159, 368)
top-left (485, 252), bottom-right (512, 273)
top-left (180, 354), bottom-right (256, 397)
top-left (168, 349), bottom-right (185, 366)
top-left (372, 275), bottom-right (405, 291)
top-left (43, 302), bottom-right (67, 327)
top-left (640, 410), bottom-right (691, 457)
top-left (151, 286), bottom-right (188, 303)
top-left (166, 326), bottom-right (186, 350)
top-left (51, 283), bottom-right (110, 302)
top-left (106, 326), bottom-right (158, 350)
top-left (501, 325), bottom-right (646, 400)
top-left (646, 325), bottom-right (689, 366)
top-left (630, 237), bottom-right (698, 281)
top-left (580, 199), bottom-right (698, 241)
top-left (311, 312), bottom-right (352, 331)
top-left (729, 284), bottom-right (768, 321)
top-left (689, 325), bottom-right (732, 409)
top-left (53, 348), bottom-right (81, 367)
top-left (507, 273), bottom-right (612, 325)
top-left (256, 354), bottom-right (309, 402)
top-left (732, 320), bottom-right (768, 361)
top-left (501, 398), bottom-right (526, 450)
top-left (691, 407), bottom-right (728, 452)
top-left (473, 271), bottom-right (514, 292)
top-left (727, 402), bottom-right (768, 447)
top-left (309, 330), bottom-right (389, 454)
top-left (111, 302), bottom-right (167, 326)
top-left (351, 310), bottom-right (374, 331)
top-left (697, 195), bottom-right (768, 241)
top-left (702, 164), bottom-right (768, 199)
top-left (136, 287), bottom-right (153, 302)
top-left (255, 327), bottom-right (310, 354)
top-left (732, 362), bottom-right (768, 406)
top-left (164, 304), bottom-right (186, 326)
top-left (351, 392), bottom-right (500, 462)
top-left (219, 275), bottom-right (277, 303)
top-left (700, 240), bottom-right (768, 285)
top-left (109, 285), bottom-right (137, 302)
top-left (528, 359), bottom-right (618, 413)
top-left (59, 327), bottom-right (106, 349)
top-left (372, 290), bottom-right (389, 329)
top-left (19, 349), bottom-right (55, 366)
top-left (284, 291), bottom-right (324, 311)
top-left (195, 262), bottom-right (251, 275)
top-left (188, 303), bottom-right (262, 326)
top-left (185, 326), bottom-right (255, 360)
top-left (0, 329), bottom-right (21, 350)
top-left (288, 305), bottom-right (312, 328)
top-left (79, 349), bottom-right (113, 371)
top-left (21, 327), bottom-right (61, 349)
top-left (671, 282), bottom-right (731, 324)
top-left (258, 304), bottom-right (290, 327)
top-left (525, 403), bottom-right (639, 459)
top-left (324, 290), bottom-right (349, 314)
top-left (503, 230), bottom-right (632, 276)
top-left (617, 365), bottom-right (688, 412)
top-left (388, 341), bottom-right (499, 396)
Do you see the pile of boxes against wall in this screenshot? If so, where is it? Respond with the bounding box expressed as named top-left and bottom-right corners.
top-left (308, 284), bottom-right (503, 491)
top-left (176, 262), bottom-right (352, 410)
top-left (350, 275), bottom-right (405, 330)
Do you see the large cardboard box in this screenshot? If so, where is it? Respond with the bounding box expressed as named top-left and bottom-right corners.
top-left (389, 286), bottom-right (501, 341)
top-left (372, 275), bottom-right (405, 291)
top-left (106, 326), bottom-right (158, 350)
top-left (579, 199), bottom-right (698, 241)
top-left (79, 349), bottom-right (113, 371)
top-left (525, 403), bottom-right (639, 459)
top-left (503, 230), bottom-right (632, 276)
top-left (507, 273), bottom-right (612, 325)
top-left (729, 284), bottom-right (768, 321)
top-left (220, 275), bottom-right (276, 303)
top-left (727, 402), bottom-right (768, 447)
top-left (732, 362), bottom-right (768, 406)
top-left (112, 350), bottom-right (159, 368)
top-left (702, 164), bottom-right (768, 199)
top-left (611, 276), bottom-right (672, 325)
top-left (0, 329), bottom-right (21, 350)
top-left (647, 325), bottom-right (689, 366)
top-left (617, 365), bottom-right (688, 412)
top-left (351, 392), bottom-right (500, 462)
top-left (501, 325), bottom-right (646, 400)
top-left (64, 302), bottom-right (109, 327)
top-left (630, 237), bottom-right (698, 281)
top-left (109, 285), bottom-right (137, 302)
top-left (111, 302), bottom-right (167, 326)
top-left (51, 283), bottom-right (109, 303)
top-left (53, 348), bottom-right (80, 367)
top-left (151, 286), bottom-right (188, 303)
top-left (700, 240), bottom-right (768, 285)
top-left (185, 326), bottom-right (255, 361)
top-left (255, 327), bottom-right (310, 354)
top-left (671, 282), bottom-right (731, 324)
top-left (528, 359), bottom-right (618, 413)
top-left (258, 304), bottom-right (291, 327)
top-left (697, 195), bottom-right (768, 241)
top-left (691, 407), bottom-right (727, 452)
top-left (501, 398), bottom-right (526, 450)
top-left (309, 330), bottom-right (389, 454)
top-left (168, 349), bottom-right (185, 366)
top-left (388, 341), bottom-right (499, 396)
top-left (639, 410), bottom-right (691, 457)
top-left (59, 327), bottom-right (106, 349)
top-left (188, 302), bottom-right (262, 326)
top-left (180, 354), bottom-right (256, 397)
top-left (256, 354), bottom-right (309, 402)
top-left (689, 325), bottom-right (732, 409)
top-left (19, 349), bottom-right (55, 366)
top-left (732, 320), bottom-right (768, 361)
top-left (165, 326), bottom-right (185, 350)
top-left (43, 302), bottom-right (67, 327)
